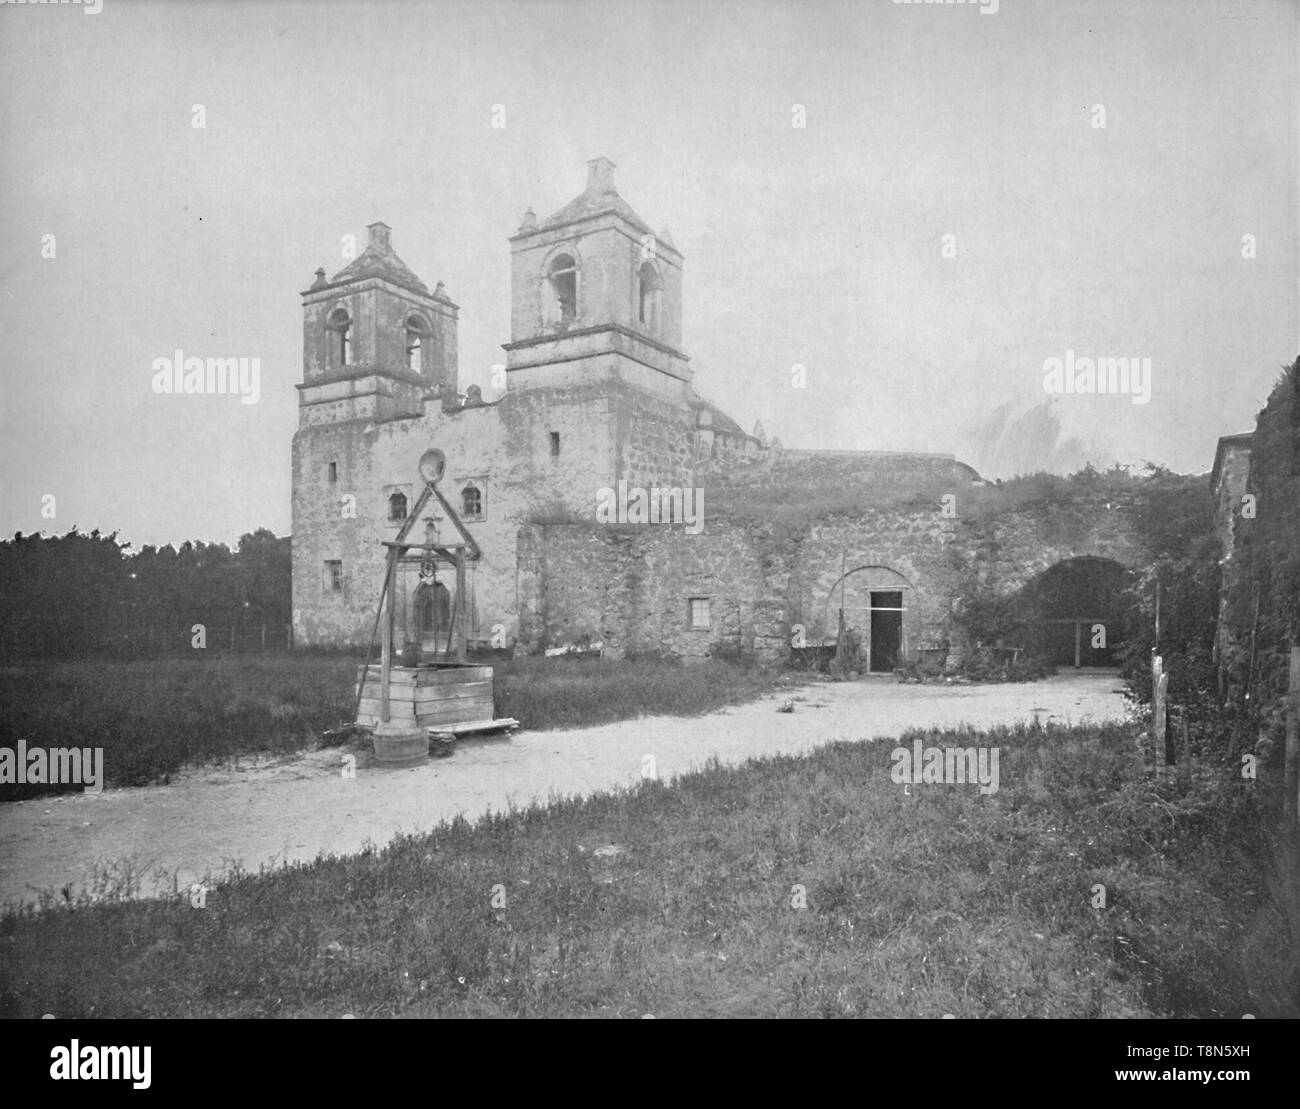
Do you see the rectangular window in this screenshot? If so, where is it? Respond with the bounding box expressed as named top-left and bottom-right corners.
top-left (550, 431), bottom-right (560, 458)
top-left (328, 461), bottom-right (338, 483)
top-left (325, 560), bottom-right (343, 592)
top-left (688, 597), bottom-right (711, 630)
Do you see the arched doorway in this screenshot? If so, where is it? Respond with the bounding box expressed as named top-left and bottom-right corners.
top-left (821, 565), bottom-right (919, 673)
top-left (1029, 557), bottom-right (1131, 668)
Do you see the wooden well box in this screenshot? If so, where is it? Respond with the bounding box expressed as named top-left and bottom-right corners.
top-left (356, 663), bottom-right (495, 766)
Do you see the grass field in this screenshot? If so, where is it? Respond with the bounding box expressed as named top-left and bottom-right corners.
top-left (2, 719), bottom-right (1289, 1018)
top-left (0, 654), bottom-right (779, 797)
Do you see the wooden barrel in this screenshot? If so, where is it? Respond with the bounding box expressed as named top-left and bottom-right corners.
top-left (371, 726), bottom-right (429, 768)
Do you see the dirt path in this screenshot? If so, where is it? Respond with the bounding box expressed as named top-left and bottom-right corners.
top-left (0, 672), bottom-right (1129, 908)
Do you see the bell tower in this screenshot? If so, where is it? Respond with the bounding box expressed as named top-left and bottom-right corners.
top-left (503, 158), bottom-right (689, 394)
top-left (298, 222), bottom-right (459, 426)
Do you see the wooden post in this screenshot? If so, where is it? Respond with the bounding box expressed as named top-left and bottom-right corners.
top-left (1151, 653), bottom-right (1167, 776)
top-left (455, 549), bottom-right (468, 664)
top-left (834, 550), bottom-right (846, 670)
top-left (1154, 578), bottom-right (1161, 653)
top-left (1285, 646), bottom-right (1300, 827)
top-left (380, 548), bottom-right (397, 723)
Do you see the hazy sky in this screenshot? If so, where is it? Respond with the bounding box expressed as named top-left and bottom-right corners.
top-left (1, 0), bottom-right (1295, 547)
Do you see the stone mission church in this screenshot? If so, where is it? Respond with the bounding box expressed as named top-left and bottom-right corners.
top-left (293, 158), bottom-right (988, 664)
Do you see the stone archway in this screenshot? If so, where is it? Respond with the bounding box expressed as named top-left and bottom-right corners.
top-left (1026, 556), bottom-right (1132, 667)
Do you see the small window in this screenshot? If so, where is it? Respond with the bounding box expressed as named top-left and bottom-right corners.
top-left (325, 560), bottom-right (343, 592)
top-left (328, 308), bottom-right (351, 366)
top-left (405, 317), bottom-right (425, 373)
top-left (549, 431), bottom-right (560, 458)
top-left (461, 484), bottom-right (483, 519)
top-left (388, 492), bottom-right (408, 522)
top-left (688, 597), bottom-right (711, 630)
top-left (327, 461), bottom-right (338, 483)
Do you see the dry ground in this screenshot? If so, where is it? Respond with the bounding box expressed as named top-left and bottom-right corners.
top-left (0, 671), bottom-right (1129, 908)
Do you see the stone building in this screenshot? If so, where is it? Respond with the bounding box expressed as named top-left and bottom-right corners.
top-left (292, 158), bottom-right (763, 655)
top-left (292, 158), bottom-right (1149, 668)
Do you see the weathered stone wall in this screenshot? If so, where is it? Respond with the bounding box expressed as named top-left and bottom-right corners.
top-left (292, 372), bottom-right (752, 651)
top-left (1223, 360), bottom-right (1299, 714)
top-left (789, 511), bottom-right (960, 653)
top-left (517, 521), bottom-right (777, 659)
top-left (616, 388), bottom-right (700, 491)
top-left (516, 490), bottom-right (1157, 668)
top-left (292, 401), bottom-right (527, 648)
top-left (766, 449), bottom-right (982, 486)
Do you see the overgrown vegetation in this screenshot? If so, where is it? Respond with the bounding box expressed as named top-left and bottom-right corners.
top-left (0, 655), bottom-right (358, 798)
top-left (1111, 357), bottom-right (1300, 1018)
top-left (709, 459), bottom-right (1206, 539)
top-left (1, 721), bottom-right (1284, 1018)
top-left (1221, 358), bottom-right (1300, 746)
top-left (1, 654), bottom-right (778, 799)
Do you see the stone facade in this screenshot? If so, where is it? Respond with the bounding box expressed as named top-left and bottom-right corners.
top-left (292, 158), bottom-right (1154, 665)
top-left (292, 160), bottom-right (761, 650)
top-left (516, 491), bottom-right (1154, 668)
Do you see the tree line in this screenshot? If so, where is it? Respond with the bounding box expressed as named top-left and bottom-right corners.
top-left (0, 527), bottom-right (291, 658)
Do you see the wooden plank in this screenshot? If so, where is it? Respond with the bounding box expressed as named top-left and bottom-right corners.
top-left (418, 711), bottom-right (493, 729)
top-left (362, 690), bottom-right (494, 708)
top-left (414, 665), bottom-right (493, 684)
top-left (380, 547), bottom-right (398, 723)
top-left (428, 718), bottom-right (519, 738)
top-left (455, 550), bottom-right (467, 663)
top-left (362, 686), bottom-right (493, 706)
top-left (359, 665), bottom-right (493, 685)
top-left (413, 681), bottom-right (494, 703)
top-left (417, 695), bottom-right (495, 715)
top-left (416, 702), bottom-right (491, 728)
top-left (414, 702), bottom-right (495, 718)
top-left (451, 717), bottom-right (518, 734)
top-left (358, 698), bottom-right (418, 721)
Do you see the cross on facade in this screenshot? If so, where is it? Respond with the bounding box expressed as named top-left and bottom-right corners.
top-left (424, 509), bottom-right (443, 545)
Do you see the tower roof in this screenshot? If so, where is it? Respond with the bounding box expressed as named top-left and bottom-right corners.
top-left (328, 222), bottom-right (432, 297)
top-left (532, 157), bottom-right (653, 236)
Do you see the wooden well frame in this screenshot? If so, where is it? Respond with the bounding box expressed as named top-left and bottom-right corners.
top-left (353, 472), bottom-right (487, 766)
